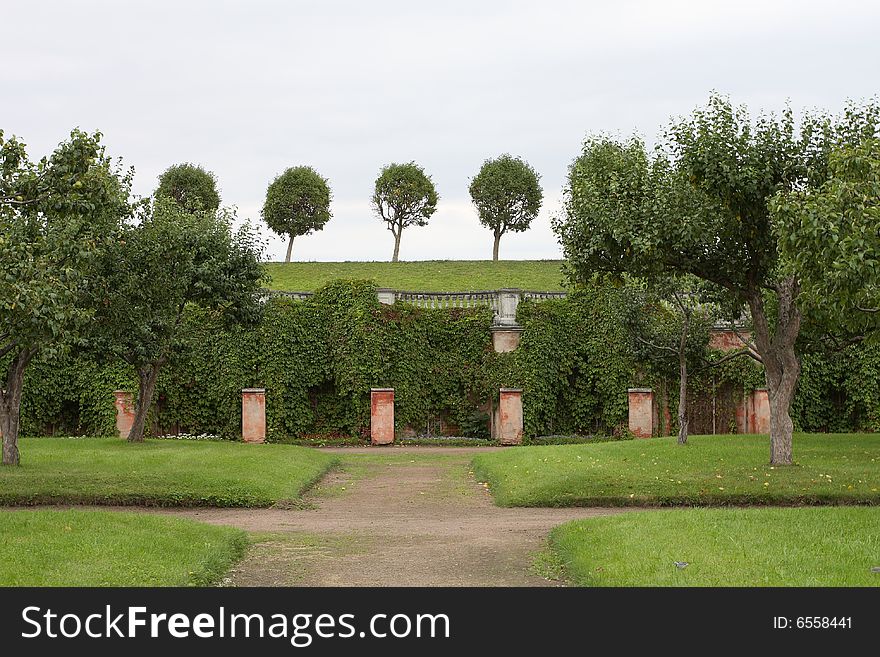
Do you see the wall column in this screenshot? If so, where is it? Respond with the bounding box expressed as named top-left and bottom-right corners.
top-left (370, 388), bottom-right (395, 446)
top-left (241, 388), bottom-right (266, 444)
top-left (113, 390), bottom-right (135, 439)
top-left (628, 388), bottom-right (655, 438)
top-left (498, 388), bottom-right (523, 445)
top-left (751, 387), bottom-right (770, 434)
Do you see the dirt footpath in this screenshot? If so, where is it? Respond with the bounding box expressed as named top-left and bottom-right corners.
top-left (158, 447), bottom-right (632, 587)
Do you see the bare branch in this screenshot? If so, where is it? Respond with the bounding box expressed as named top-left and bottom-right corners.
top-left (699, 349), bottom-right (762, 369)
top-left (636, 335), bottom-right (679, 355)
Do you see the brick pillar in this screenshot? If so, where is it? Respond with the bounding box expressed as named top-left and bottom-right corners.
top-left (370, 388), bottom-right (395, 445)
top-left (113, 391), bottom-right (135, 439)
top-left (491, 327), bottom-right (523, 353)
top-left (751, 388), bottom-right (770, 434)
top-left (241, 388), bottom-right (266, 444)
top-left (498, 388), bottom-right (523, 445)
top-left (628, 388), bottom-right (654, 438)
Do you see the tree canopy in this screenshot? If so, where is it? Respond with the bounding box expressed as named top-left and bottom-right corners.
top-left (371, 162), bottom-right (438, 262)
top-left (469, 154), bottom-right (542, 260)
top-left (554, 94), bottom-right (880, 464)
top-left (261, 166), bottom-right (332, 262)
top-left (90, 197), bottom-right (266, 442)
top-left (1, 128), bottom-right (132, 464)
top-left (156, 163), bottom-right (220, 214)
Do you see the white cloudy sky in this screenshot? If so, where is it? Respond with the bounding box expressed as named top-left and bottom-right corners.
top-left (3, 0), bottom-right (879, 261)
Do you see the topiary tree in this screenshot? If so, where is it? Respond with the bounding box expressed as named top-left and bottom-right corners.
top-left (156, 163), bottom-right (220, 214)
top-left (554, 94), bottom-right (879, 465)
top-left (261, 166), bottom-right (332, 262)
top-left (90, 197), bottom-right (266, 442)
top-left (0, 129), bottom-right (132, 464)
top-left (371, 162), bottom-right (438, 262)
top-left (469, 154), bottom-right (542, 260)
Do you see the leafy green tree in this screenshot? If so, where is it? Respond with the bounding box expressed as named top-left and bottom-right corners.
top-left (0, 129), bottom-right (132, 465)
top-left (91, 197), bottom-right (265, 442)
top-left (773, 136), bottom-right (880, 330)
top-left (554, 95), bottom-right (879, 465)
top-left (469, 155), bottom-right (543, 260)
top-left (156, 163), bottom-right (220, 214)
top-left (627, 278), bottom-right (716, 445)
top-left (371, 162), bottom-right (438, 262)
top-left (261, 166), bottom-right (332, 262)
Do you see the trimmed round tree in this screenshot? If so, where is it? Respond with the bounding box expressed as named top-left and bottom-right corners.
top-left (261, 166), bottom-right (332, 262)
top-left (156, 163), bottom-right (220, 213)
top-left (371, 162), bottom-right (438, 262)
top-left (469, 154), bottom-right (542, 260)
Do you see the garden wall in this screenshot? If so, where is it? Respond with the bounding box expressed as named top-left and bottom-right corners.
top-left (16, 281), bottom-right (880, 440)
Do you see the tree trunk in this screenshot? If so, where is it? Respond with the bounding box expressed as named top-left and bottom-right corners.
top-left (128, 362), bottom-right (163, 443)
top-left (392, 230), bottom-right (402, 263)
top-left (0, 347), bottom-right (36, 466)
top-left (747, 276), bottom-right (801, 465)
top-left (492, 231), bottom-right (502, 261)
top-left (677, 312), bottom-right (689, 445)
top-left (285, 235), bottom-right (295, 263)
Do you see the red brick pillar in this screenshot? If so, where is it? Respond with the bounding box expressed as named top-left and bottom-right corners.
top-left (241, 388), bottom-right (266, 444)
top-left (752, 388), bottom-right (770, 434)
top-left (370, 388), bottom-right (395, 446)
top-left (499, 388), bottom-right (523, 445)
top-left (113, 390), bottom-right (135, 439)
top-left (628, 388), bottom-right (654, 438)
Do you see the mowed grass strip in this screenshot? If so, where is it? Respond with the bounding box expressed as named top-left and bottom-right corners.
top-left (550, 507), bottom-right (880, 586)
top-left (472, 434), bottom-right (880, 507)
top-left (263, 260), bottom-right (567, 292)
top-left (0, 509), bottom-right (247, 586)
top-left (1, 438), bottom-right (338, 507)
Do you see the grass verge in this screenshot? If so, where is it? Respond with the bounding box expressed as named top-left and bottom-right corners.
top-left (550, 507), bottom-right (880, 586)
top-left (263, 259), bottom-right (567, 292)
top-left (0, 509), bottom-right (247, 586)
top-left (472, 433), bottom-right (880, 507)
top-left (1, 437), bottom-right (338, 507)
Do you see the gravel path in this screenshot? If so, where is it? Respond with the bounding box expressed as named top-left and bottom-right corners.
top-left (152, 447), bottom-right (634, 587)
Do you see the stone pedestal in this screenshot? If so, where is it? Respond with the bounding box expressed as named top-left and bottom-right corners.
top-left (241, 388), bottom-right (266, 444)
top-left (628, 388), bottom-right (654, 438)
top-left (491, 327), bottom-right (524, 353)
top-left (370, 388), bottom-right (395, 445)
top-left (498, 388), bottom-right (523, 445)
top-left (113, 390), bottom-right (135, 439)
top-left (377, 288), bottom-right (396, 305)
top-left (496, 289), bottom-right (521, 326)
top-left (751, 388), bottom-right (770, 434)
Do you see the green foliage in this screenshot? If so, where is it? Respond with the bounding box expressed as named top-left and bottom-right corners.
top-left (774, 136), bottom-right (880, 330)
top-left (261, 166), bottom-right (332, 257)
top-left (0, 128), bottom-right (133, 358)
top-left (372, 162), bottom-right (439, 260)
top-left (91, 198), bottom-right (266, 368)
top-left (0, 509), bottom-right (248, 586)
top-left (469, 154), bottom-right (542, 257)
top-left (155, 163), bottom-right (220, 213)
top-left (17, 280), bottom-right (880, 442)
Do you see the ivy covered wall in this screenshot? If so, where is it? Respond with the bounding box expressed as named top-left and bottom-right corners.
top-left (16, 281), bottom-right (880, 440)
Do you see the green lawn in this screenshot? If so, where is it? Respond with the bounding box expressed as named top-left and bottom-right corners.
top-left (0, 509), bottom-right (247, 586)
top-left (472, 433), bottom-right (880, 507)
top-left (263, 260), bottom-right (567, 292)
top-left (0, 437), bottom-right (338, 507)
top-left (549, 507), bottom-right (880, 586)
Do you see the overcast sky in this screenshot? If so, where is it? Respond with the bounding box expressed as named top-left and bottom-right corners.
top-left (3, 0), bottom-right (879, 261)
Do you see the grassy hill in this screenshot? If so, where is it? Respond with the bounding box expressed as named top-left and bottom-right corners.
top-left (263, 260), bottom-right (568, 292)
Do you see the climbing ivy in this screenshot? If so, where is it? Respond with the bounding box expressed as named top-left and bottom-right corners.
top-left (16, 280), bottom-right (880, 440)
